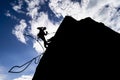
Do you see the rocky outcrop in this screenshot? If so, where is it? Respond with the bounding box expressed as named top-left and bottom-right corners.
top-left (32, 16), bottom-right (120, 80)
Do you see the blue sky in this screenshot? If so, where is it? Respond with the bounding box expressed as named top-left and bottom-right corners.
top-left (0, 0), bottom-right (64, 80)
top-left (1, 0), bottom-right (120, 80)
top-left (0, 0), bottom-right (43, 80)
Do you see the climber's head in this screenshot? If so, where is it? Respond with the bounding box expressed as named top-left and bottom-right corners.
top-left (37, 27), bottom-right (46, 30)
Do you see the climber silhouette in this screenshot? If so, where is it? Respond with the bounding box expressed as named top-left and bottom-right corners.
top-left (37, 27), bottom-right (48, 48)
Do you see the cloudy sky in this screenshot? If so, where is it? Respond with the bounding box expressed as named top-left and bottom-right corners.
top-left (1, 0), bottom-right (120, 80)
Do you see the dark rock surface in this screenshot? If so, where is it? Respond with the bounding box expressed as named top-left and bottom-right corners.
top-left (32, 16), bottom-right (120, 80)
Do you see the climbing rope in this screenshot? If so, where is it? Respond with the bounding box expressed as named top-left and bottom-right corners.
top-left (8, 54), bottom-right (43, 73)
top-left (8, 33), bottom-right (45, 73)
top-left (8, 32), bottom-right (55, 73)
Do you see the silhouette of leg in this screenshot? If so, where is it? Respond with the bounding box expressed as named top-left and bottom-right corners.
top-left (41, 37), bottom-right (48, 48)
top-left (44, 41), bottom-right (48, 48)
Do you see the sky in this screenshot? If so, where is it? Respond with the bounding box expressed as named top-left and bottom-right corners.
top-left (1, 0), bottom-right (120, 80)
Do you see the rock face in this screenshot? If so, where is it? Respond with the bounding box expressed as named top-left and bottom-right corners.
top-left (32, 16), bottom-right (120, 80)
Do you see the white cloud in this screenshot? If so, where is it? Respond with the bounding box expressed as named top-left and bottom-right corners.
top-left (12, 0), bottom-right (24, 13)
top-left (49, 0), bottom-right (82, 19)
top-left (48, 0), bottom-right (93, 19)
top-left (88, 0), bottom-right (120, 32)
top-left (25, 0), bottom-right (40, 9)
top-left (13, 5), bottom-right (21, 12)
top-left (25, 0), bottom-right (48, 19)
top-left (13, 75), bottom-right (33, 80)
top-left (12, 19), bottom-right (27, 44)
top-left (49, 0), bottom-right (120, 33)
top-left (25, 0), bottom-right (40, 19)
top-left (9, 0), bottom-right (120, 54)
top-left (25, 0), bottom-right (47, 19)
top-left (27, 7), bottom-right (39, 19)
